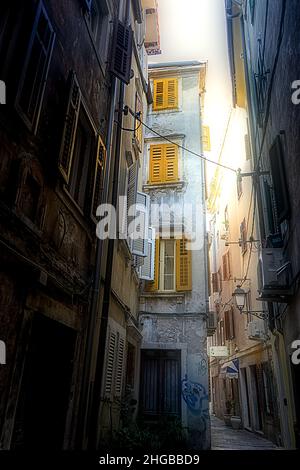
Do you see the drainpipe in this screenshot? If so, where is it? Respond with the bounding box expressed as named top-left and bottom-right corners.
top-left (76, 2), bottom-right (123, 449)
top-left (88, 0), bottom-right (131, 450)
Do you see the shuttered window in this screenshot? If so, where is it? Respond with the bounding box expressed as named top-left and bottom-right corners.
top-left (224, 308), bottom-right (235, 340)
top-left (202, 126), bottom-right (211, 152)
top-left (240, 218), bottom-right (247, 254)
top-left (146, 238), bottom-right (191, 292)
top-left (131, 192), bottom-right (150, 257)
top-left (269, 136), bottom-right (290, 224)
top-left (153, 78), bottom-right (178, 111)
top-left (15, 1), bottom-right (55, 133)
top-left (149, 144), bottom-right (178, 184)
top-left (145, 238), bottom-right (160, 291)
top-left (91, 136), bottom-right (106, 220)
top-left (59, 71), bottom-right (81, 183)
top-left (104, 327), bottom-right (126, 399)
top-left (222, 251), bottom-right (231, 281)
top-left (110, 20), bottom-right (133, 84)
top-left (135, 92), bottom-right (143, 150)
top-left (176, 239), bottom-right (192, 291)
top-left (139, 227), bottom-right (156, 281)
top-left (105, 331), bottom-right (116, 396)
top-left (115, 335), bottom-right (125, 397)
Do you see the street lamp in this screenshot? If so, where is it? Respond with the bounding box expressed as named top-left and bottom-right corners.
top-left (232, 285), bottom-right (268, 319)
top-left (232, 286), bottom-right (246, 312)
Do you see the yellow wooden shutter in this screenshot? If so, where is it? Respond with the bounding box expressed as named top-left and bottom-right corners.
top-left (176, 238), bottom-right (192, 291)
top-left (202, 125), bottom-right (211, 152)
top-left (150, 145), bottom-right (164, 183)
top-left (164, 144), bottom-right (178, 182)
top-left (166, 78), bottom-right (178, 109)
top-left (145, 238), bottom-right (160, 291)
top-left (153, 80), bottom-right (165, 110)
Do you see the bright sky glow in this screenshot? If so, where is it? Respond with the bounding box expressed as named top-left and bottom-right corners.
top-left (150, 0), bottom-right (235, 178)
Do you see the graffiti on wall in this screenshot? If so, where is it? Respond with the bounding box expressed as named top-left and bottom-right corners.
top-left (181, 375), bottom-right (209, 431)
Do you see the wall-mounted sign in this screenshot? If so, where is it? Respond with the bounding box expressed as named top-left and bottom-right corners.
top-left (209, 346), bottom-right (229, 357)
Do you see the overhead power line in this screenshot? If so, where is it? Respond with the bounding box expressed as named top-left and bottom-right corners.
top-left (120, 106), bottom-right (238, 173)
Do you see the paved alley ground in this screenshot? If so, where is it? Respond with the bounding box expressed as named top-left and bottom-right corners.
top-left (210, 415), bottom-right (281, 450)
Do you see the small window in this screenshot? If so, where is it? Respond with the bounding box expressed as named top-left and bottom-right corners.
top-left (15, 1), bottom-right (55, 133)
top-left (254, 39), bottom-right (268, 127)
top-left (68, 107), bottom-right (95, 211)
top-left (126, 343), bottom-right (136, 390)
top-left (240, 218), bottom-right (247, 254)
top-left (237, 173), bottom-right (243, 199)
top-left (222, 251), bottom-right (231, 281)
top-left (202, 125), bottom-right (211, 152)
top-left (145, 237), bottom-right (192, 292)
top-left (224, 308), bottom-right (235, 341)
top-left (87, 0), bottom-right (110, 60)
top-left (149, 143), bottom-right (179, 184)
top-left (134, 92), bottom-right (143, 150)
top-left (161, 239), bottom-right (176, 291)
top-left (152, 78), bottom-right (178, 111)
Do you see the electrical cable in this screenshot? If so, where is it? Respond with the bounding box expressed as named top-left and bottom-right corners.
top-left (138, 116), bottom-right (237, 173)
top-left (119, 106), bottom-right (238, 173)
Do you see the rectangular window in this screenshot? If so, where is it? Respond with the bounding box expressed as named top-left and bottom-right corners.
top-left (152, 78), bottom-right (178, 111)
top-left (237, 173), bottom-right (243, 198)
top-left (135, 92), bottom-right (143, 150)
top-left (68, 107), bottom-right (96, 211)
top-left (15, 1), bottom-right (55, 133)
top-left (254, 39), bottom-right (268, 127)
top-left (86, 0), bottom-right (110, 61)
top-left (222, 251), bottom-right (231, 281)
top-left (160, 239), bottom-right (176, 291)
top-left (224, 308), bottom-right (235, 340)
top-left (269, 136), bottom-right (290, 224)
top-left (149, 143), bottom-right (178, 184)
top-left (202, 125), bottom-right (211, 152)
top-left (126, 342), bottom-right (136, 390)
top-left (240, 218), bottom-right (247, 254)
top-left (145, 237), bottom-right (192, 292)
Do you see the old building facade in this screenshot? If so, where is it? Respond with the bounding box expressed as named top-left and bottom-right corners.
top-left (208, 0), bottom-right (300, 449)
top-left (139, 61), bottom-right (210, 450)
top-left (0, 0), bottom-right (156, 450)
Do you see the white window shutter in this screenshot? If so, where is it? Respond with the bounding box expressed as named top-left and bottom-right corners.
top-left (105, 331), bottom-right (116, 397)
top-left (114, 334), bottom-right (125, 398)
top-left (139, 227), bottom-right (156, 280)
top-left (119, 160), bottom-right (138, 240)
top-left (131, 192), bottom-right (149, 257)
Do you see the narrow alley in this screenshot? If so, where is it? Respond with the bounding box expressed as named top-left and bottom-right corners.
top-left (0, 0), bottom-right (300, 461)
top-left (211, 416), bottom-right (280, 451)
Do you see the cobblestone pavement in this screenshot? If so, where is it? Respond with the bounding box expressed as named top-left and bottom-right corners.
top-left (211, 415), bottom-right (281, 450)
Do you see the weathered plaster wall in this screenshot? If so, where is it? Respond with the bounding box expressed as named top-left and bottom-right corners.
top-left (140, 313), bottom-right (210, 450)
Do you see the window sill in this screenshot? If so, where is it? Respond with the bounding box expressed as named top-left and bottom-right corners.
top-left (150, 108), bottom-right (181, 115)
top-left (143, 181), bottom-right (185, 192)
top-left (141, 292), bottom-right (185, 300)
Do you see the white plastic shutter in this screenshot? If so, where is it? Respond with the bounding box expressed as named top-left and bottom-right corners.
top-left (139, 227), bottom-right (156, 280)
top-left (131, 192), bottom-right (149, 257)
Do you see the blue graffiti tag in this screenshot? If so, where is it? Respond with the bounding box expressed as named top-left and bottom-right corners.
top-left (181, 375), bottom-right (209, 418)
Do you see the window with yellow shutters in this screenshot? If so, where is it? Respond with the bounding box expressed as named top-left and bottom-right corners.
top-left (153, 78), bottom-right (178, 111)
top-left (176, 239), bottom-right (192, 291)
top-left (202, 125), bottom-right (211, 152)
top-left (165, 145), bottom-right (178, 182)
top-left (144, 238), bottom-right (192, 293)
top-left (149, 144), bottom-right (178, 184)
